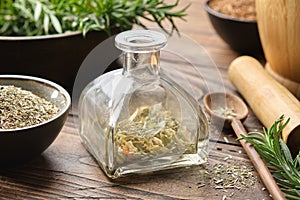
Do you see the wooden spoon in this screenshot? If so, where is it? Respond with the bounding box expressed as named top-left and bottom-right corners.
top-left (203, 92), bottom-right (286, 200)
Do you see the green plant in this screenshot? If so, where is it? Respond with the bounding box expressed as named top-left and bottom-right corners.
top-left (238, 115), bottom-right (300, 200)
top-left (0, 0), bottom-right (189, 36)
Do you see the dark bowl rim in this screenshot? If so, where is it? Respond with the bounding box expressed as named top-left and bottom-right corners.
top-left (0, 31), bottom-right (82, 41)
top-left (0, 74), bottom-right (71, 133)
top-left (204, 0), bottom-right (257, 24)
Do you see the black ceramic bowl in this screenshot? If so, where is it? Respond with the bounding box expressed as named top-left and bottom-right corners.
top-left (0, 75), bottom-right (71, 166)
top-left (0, 31), bottom-right (116, 92)
top-left (205, 0), bottom-right (263, 56)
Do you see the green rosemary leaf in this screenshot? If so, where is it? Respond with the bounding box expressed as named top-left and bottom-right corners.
top-left (295, 154), bottom-right (300, 169)
top-left (273, 174), bottom-right (295, 188)
top-left (281, 188), bottom-right (300, 197)
top-left (248, 130), bottom-right (265, 138)
top-left (280, 139), bottom-right (295, 167)
top-left (0, 22), bottom-right (10, 35)
top-left (34, 1), bottom-right (42, 21)
top-left (43, 14), bottom-right (49, 34)
top-left (285, 194), bottom-right (300, 200)
top-left (237, 135), bottom-right (265, 144)
top-left (280, 168), bottom-right (299, 186)
top-left (269, 161), bottom-right (286, 170)
top-left (49, 14), bottom-right (62, 33)
top-left (1, 0), bottom-right (188, 36)
top-left (13, 2), bottom-right (34, 21)
top-left (238, 115), bottom-right (300, 198)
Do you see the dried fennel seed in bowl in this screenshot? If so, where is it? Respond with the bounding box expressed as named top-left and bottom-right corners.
top-left (115, 104), bottom-right (196, 159)
top-left (0, 85), bottom-right (59, 129)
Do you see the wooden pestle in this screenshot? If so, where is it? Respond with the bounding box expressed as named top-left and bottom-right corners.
top-left (228, 56), bottom-right (300, 157)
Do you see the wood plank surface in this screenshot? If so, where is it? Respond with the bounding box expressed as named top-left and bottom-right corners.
top-left (0, 0), bottom-right (272, 199)
top-left (0, 130), bottom-right (270, 200)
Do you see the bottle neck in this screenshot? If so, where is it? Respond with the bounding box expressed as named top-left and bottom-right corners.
top-left (123, 51), bottom-right (160, 79)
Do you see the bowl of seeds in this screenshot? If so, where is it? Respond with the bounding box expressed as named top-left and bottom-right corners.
top-left (0, 75), bottom-right (71, 165)
top-left (205, 0), bottom-right (263, 56)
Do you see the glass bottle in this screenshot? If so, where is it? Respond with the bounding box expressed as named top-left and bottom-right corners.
top-left (78, 30), bottom-right (209, 179)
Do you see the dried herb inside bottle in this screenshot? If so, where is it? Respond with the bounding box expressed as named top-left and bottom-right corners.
top-left (115, 104), bottom-right (195, 156)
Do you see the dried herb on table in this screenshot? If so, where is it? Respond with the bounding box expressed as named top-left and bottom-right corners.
top-left (195, 160), bottom-right (258, 195)
top-left (115, 104), bottom-right (195, 156)
top-left (0, 85), bottom-right (59, 129)
top-left (211, 163), bottom-right (257, 190)
top-left (238, 115), bottom-right (300, 199)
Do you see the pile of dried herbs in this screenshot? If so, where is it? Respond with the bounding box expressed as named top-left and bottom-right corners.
top-left (115, 104), bottom-right (194, 156)
top-left (195, 160), bottom-right (259, 199)
top-left (239, 115), bottom-right (300, 199)
top-left (210, 163), bottom-right (256, 190)
top-left (0, 85), bottom-right (59, 129)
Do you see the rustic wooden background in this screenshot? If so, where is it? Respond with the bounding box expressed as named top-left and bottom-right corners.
top-left (0, 0), bottom-right (271, 199)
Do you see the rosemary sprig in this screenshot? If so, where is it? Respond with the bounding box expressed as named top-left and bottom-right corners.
top-left (238, 115), bottom-right (300, 200)
top-left (0, 0), bottom-right (189, 36)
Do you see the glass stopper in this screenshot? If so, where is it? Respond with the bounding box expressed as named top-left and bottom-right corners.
top-left (115, 30), bottom-right (167, 53)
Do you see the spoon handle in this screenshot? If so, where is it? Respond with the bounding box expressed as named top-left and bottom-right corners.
top-left (231, 118), bottom-right (286, 200)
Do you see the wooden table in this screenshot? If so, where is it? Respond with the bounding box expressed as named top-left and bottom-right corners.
top-left (0, 1), bottom-right (271, 199)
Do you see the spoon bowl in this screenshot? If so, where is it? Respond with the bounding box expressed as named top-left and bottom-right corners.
top-left (203, 92), bottom-right (248, 128)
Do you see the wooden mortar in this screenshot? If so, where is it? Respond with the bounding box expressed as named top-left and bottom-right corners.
top-left (256, 0), bottom-right (300, 99)
top-left (265, 63), bottom-right (300, 99)
top-left (228, 56), bottom-right (300, 157)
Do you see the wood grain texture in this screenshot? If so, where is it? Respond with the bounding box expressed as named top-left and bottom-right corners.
top-left (256, 0), bottom-right (300, 82)
top-left (231, 119), bottom-right (285, 200)
top-left (228, 56), bottom-right (300, 157)
top-left (0, 130), bottom-right (270, 200)
top-left (0, 62), bottom-right (269, 200)
top-left (265, 63), bottom-right (300, 99)
top-left (256, 0), bottom-right (300, 99)
top-left (0, 0), bottom-right (272, 199)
